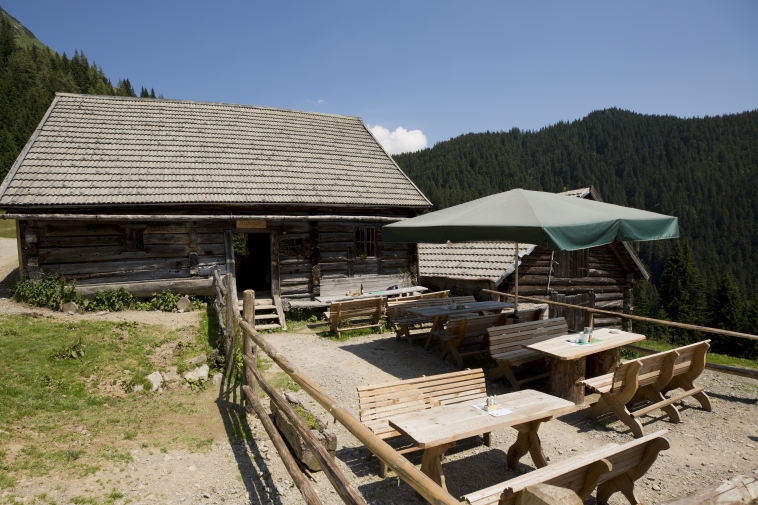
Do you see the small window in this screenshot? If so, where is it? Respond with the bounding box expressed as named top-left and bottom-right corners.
top-left (286, 237), bottom-right (304, 249)
top-left (355, 227), bottom-right (376, 259)
top-left (124, 228), bottom-right (145, 252)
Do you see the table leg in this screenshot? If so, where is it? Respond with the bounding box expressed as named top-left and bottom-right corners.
top-left (507, 420), bottom-right (548, 470)
top-left (586, 348), bottom-right (620, 378)
top-left (419, 442), bottom-right (456, 491)
top-left (425, 316), bottom-right (444, 350)
top-left (549, 357), bottom-right (586, 405)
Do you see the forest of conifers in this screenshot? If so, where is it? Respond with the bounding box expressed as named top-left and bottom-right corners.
top-left (394, 109), bottom-right (758, 300)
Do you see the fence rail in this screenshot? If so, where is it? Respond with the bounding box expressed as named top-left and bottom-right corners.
top-left (483, 288), bottom-right (758, 380)
top-left (212, 271), bottom-right (461, 505)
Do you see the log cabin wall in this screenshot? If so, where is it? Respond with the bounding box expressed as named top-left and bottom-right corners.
top-left (17, 219), bottom-right (229, 297)
top-left (499, 244), bottom-right (635, 331)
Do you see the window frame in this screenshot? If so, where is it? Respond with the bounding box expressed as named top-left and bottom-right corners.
top-left (354, 226), bottom-right (376, 258)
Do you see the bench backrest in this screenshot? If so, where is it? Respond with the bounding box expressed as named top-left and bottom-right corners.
top-left (488, 318), bottom-right (569, 357)
top-left (357, 368), bottom-right (486, 423)
top-left (329, 297), bottom-right (387, 322)
top-left (442, 313), bottom-right (509, 340)
top-left (607, 341), bottom-right (710, 393)
top-left (462, 430), bottom-right (669, 505)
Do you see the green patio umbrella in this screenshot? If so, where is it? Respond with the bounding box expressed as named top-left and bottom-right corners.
top-left (383, 189), bottom-right (679, 315)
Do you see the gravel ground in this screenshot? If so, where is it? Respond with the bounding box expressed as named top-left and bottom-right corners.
top-left (9, 329), bottom-right (752, 505)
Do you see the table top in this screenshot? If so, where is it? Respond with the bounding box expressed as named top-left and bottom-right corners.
top-left (388, 389), bottom-right (574, 448)
top-left (407, 301), bottom-right (514, 318)
top-left (525, 327), bottom-right (645, 360)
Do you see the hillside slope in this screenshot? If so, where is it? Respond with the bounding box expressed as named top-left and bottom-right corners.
top-left (394, 109), bottom-right (758, 295)
top-left (0, 5), bottom-right (45, 49)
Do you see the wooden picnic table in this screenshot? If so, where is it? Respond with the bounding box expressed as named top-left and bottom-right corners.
top-left (388, 389), bottom-right (575, 491)
top-left (526, 327), bottom-right (646, 405)
top-left (406, 301), bottom-right (514, 350)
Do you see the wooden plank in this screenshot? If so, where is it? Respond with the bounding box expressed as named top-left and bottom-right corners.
top-left (75, 277), bottom-right (214, 297)
top-left (526, 328), bottom-right (645, 360)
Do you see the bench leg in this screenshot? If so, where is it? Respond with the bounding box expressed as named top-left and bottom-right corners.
top-left (487, 364), bottom-right (506, 382)
top-left (641, 387), bottom-right (681, 424)
top-left (482, 432), bottom-right (492, 447)
top-left (585, 395), bottom-right (612, 418)
top-left (597, 473), bottom-right (638, 505)
top-left (442, 344), bottom-right (465, 369)
top-left (378, 459), bottom-right (388, 479)
top-left (364, 447), bottom-right (372, 462)
top-left (672, 376), bottom-right (712, 412)
top-left (501, 366), bottom-right (521, 391)
top-left (507, 420), bottom-right (547, 470)
top-left (606, 395), bottom-right (644, 438)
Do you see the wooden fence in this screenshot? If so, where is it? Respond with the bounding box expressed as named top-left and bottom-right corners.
top-left (483, 288), bottom-right (758, 380)
top-left (212, 271), bottom-right (461, 505)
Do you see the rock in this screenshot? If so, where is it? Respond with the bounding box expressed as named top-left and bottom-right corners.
top-left (212, 373), bottom-right (223, 386)
top-left (187, 466), bottom-right (196, 472)
top-left (652, 484), bottom-right (661, 491)
top-left (133, 385), bottom-right (144, 393)
top-left (183, 364), bottom-right (209, 383)
top-left (162, 367), bottom-right (182, 386)
top-left (62, 301), bottom-right (78, 313)
top-left (186, 354), bottom-right (207, 368)
top-left (176, 296), bottom-right (191, 312)
top-left (147, 371), bottom-right (163, 391)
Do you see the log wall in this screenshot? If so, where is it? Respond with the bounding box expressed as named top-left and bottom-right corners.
top-left (17, 216), bottom-right (416, 300)
top-left (499, 244), bottom-right (636, 330)
top-left (17, 219), bottom-right (228, 296)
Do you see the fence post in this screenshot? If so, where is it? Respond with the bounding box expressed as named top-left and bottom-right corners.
top-left (225, 273), bottom-right (236, 378)
top-left (242, 289), bottom-right (256, 407)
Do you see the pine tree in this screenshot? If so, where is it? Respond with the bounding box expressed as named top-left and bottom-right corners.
top-left (150, 88), bottom-right (156, 99)
top-left (140, 86), bottom-right (149, 98)
top-left (0, 15), bottom-right (15, 64)
top-left (740, 293), bottom-right (758, 359)
top-left (709, 272), bottom-right (746, 355)
top-left (659, 241), bottom-right (708, 344)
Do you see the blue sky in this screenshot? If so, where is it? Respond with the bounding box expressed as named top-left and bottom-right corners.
top-left (6, 1), bottom-right (757, 152)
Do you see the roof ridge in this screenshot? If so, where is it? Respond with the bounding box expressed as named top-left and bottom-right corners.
top-left (54, 93), bottom-right (364, 121)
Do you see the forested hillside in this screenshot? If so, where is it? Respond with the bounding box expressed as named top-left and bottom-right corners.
top-left (394, 109), bottom-right (758, 298)
top-left (0, 9), bottom-right (158, 181)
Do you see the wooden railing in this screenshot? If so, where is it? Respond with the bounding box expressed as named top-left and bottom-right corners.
top-left (484, 288), bottom-right (758, 380)
top-left (212, 272), bottom-right (461, 505)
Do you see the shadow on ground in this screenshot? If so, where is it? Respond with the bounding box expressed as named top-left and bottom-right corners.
top-left (216, 378), bottom-right (283, 505)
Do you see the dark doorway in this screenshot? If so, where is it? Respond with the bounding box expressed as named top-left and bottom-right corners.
top-left (236, 232), bottom-right (271, 292)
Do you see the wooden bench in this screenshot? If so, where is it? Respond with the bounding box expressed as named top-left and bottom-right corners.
top-left (581, 341), bottom-right (712, 438)
top-left (386, 294), bottom-right (475, 343)
top-left (462, 429), bottom-right (670, 505)
top-left (357, 368), bottom-right (487, 478)
top-left (326, 297), bottom-right (387, 338)
top-left (436, 313), bottom-right (509, 369)
top-left (486, 317), bottom-right (567, 390)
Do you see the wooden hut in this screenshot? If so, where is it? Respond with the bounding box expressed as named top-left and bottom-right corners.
top-left (418, 187), bottom-right (648, 330)
top-left (0, 94), bottom-right (431, 326)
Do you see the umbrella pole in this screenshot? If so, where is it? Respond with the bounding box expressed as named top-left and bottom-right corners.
top-left (508, 243), bottom-right (520, 321)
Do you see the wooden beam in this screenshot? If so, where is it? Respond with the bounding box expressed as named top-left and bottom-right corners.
top-left (609, 241), bottom-right (633, 273)
top-left (15, 220), bottom-right (24, 281)
top-left (0, 213), bottom-right (405, 223)
top-left (75, 277), bottom-right (214, 297)
top-left (483, 289), bottom-right (758, 341)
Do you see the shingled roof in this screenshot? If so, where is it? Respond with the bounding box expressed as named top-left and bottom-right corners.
top-left (0, 94), bottom-right (431, 209)
top-left (418, 187), bottom-right (649, 282)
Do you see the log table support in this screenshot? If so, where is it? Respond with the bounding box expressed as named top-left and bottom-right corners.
top-left (586, 348), bottom-right (620, 378)
top-left (507, 420), bottom-right (549, 470)
top-left (549, 357), bottom-right (587, 405)
top-left (419, 442), bottom-right (456, 491)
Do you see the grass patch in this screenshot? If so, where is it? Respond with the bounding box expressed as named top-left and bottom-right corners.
top-left (267, 372), bottom-right (301, 392)
top-left (320, 317), bottom-right (393, 341)
top-left (0, 212), bottom-right (16, 239)
top-left (627, 338), bottom-right (758, 370)
top-left (0, 313), bottom-right (223, 485)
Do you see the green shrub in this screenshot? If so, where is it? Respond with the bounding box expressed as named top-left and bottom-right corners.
top-left (87, 288), bottom-right (146, 312)
top-left (10, 272), bottom-right (82, 310)
top-left (148, 290), bottom-right (180, 311)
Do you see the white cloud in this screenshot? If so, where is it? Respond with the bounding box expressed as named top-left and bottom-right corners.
top-left (369, 125), bottom-right (428, 154)
top-left (317, 99), bottom-right (326, 104)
